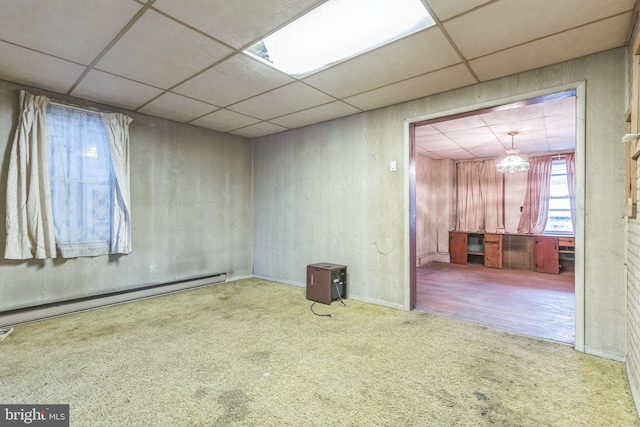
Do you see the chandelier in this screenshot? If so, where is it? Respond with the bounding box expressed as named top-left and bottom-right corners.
top-left (496, 131), bottom-right (529, 173)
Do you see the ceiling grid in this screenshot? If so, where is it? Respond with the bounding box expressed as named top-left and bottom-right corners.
top-left (0, 0), bottom-right (634, 142)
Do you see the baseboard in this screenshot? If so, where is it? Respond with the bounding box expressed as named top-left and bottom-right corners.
top-left (0, 273), bottom-right (226, 327)
top-left (417, 252), bottom-right (450, 266)
top-left (251, 274), bottom-right (303, 288)
top-left (251, 274), bottom-right (404, 310)
top-left (225, 274), bottom-right (255, 282)
top-left (347, 294), bottom-right (405, 310)
top-left (584, 346), bottom-right (625, 362)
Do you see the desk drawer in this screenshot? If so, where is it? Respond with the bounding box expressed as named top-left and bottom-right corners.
top-left (558, 237), bottom-right (575, 247)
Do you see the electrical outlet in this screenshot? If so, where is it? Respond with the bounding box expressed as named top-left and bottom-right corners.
top-left (149, 264), bottom-right (158, 274)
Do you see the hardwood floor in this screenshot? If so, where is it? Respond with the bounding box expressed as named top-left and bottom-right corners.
top-left (416, 262), bottom-right (575, 344)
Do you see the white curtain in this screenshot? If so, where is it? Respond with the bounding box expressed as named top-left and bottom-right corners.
top-left (565, 153), bottom-right (576, 233)
top-left (4, 91), bottom-right (57, 259)
top-left (517, 156), bottom-right (553, 234)
top-left (101, 112), bottom-right (133, 254)
top-left (5, 90), bottom-right (133, 259)
top-left (456, 160), bottom-right (504, 232)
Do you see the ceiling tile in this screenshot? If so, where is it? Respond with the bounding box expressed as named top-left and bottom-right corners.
top-left (543, 114), bottom-right (576, 131)
top-left (231, 122), bottom-right (288, 139)
top-left (416, 135), bottom-right (461, 150)
top-left (466, 145), bottom-right (508, 159)
top-left (95, 9), bottom-right (233, 89)
top-left (269, 101), bottom-right (360, 129)
top-left (414, 93), bottom-right (576, 160)
top-left (543, 97), bottom-right (576, 116)
top-left (174, 54), bottom-right (293, 107)
top-left (469, 13), bottom-right (631, 81)
top-left (0, 41), bottom-right (86, 94)
top-left (137, 92), bottom-right (218, 123)
top-left (547, 134), bottom-right (576, 151)
top-left (228, 82), bottom-right (335, 120)
top-left (416, 149), bottom-right (443, 159)
top-left (446, 127), bottom-right (497, 146)
top-left (481, 103), bottom-right (544, 126)
top-left (445, 0), bottom-right (634, 59)
top-left (190, 109), bottom-right (261, 133)
top-left (519, 139), bottom-right (553, 153)
top-left (425, 0), bottom-right (493, 21)
top-left (414, 124), bottom-right (441, 137)
top-left (344, 64), bottom-right (476, 111)
top-left (304, 27), bottom-right (462, 98)
top-left (152, 0), bottom-right (325, 49)
top-left (489, 118), bottom-right (546, 141)
top-left (429, 148), bottom-right (476, 160)
top-left (71, 70), bottom-right (163, 110)
top-left (431, 115), bottom-right (488, 133)
top-left (0, 0), bottom-right (142, 65)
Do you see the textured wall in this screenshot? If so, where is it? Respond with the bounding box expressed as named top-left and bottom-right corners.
top-left (254, 48), bottom-right (627, 357)
top-left (415, 155), bottom-right (455, 265)
top-left (0, 80), bottom-right (253, 312)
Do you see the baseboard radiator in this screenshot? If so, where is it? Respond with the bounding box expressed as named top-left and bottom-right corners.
top-left (0, 273), bottom-right (227, 327)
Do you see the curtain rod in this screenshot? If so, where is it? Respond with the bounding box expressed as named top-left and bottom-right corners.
top-left (49, 101), bottom-right (102, 116)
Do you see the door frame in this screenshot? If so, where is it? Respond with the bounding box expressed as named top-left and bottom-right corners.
top-left (404, 81), bottom-right (586, 352)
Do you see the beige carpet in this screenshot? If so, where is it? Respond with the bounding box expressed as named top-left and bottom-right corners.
top-left (1, 278), bottom-right (637, 426)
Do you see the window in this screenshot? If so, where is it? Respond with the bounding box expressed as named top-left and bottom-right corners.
top-left (47, 105), bottom-right (115, 257)
top-left (544, 159), bottom-right (573, 234)
top-left (4, 91), bottom-right (131, 260)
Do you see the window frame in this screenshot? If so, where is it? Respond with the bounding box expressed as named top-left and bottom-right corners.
top-left (544, 157), bottom-right (574, 235)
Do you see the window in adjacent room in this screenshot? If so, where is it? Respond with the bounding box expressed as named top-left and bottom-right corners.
top-left (544, 159), bottom-right (573, 234)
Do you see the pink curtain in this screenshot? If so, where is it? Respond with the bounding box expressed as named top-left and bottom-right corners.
top-left (517, 156), bottom-right (553, 234)
top-left (565, 153), bottom-right (576, 233)
top-left (456, 160), bottom-right (504, 232)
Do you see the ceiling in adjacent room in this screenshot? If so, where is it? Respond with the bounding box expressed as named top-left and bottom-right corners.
top-left (0, 0), bottom-right (635, 139)
top-left (415, 93), bottom-right (577, 160)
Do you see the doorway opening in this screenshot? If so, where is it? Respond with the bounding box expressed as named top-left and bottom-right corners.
top-left (407, 87), bottom-right (583, 347)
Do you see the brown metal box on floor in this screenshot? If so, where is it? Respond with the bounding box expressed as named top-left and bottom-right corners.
top-left (306, 263), bottom-right (347, 305)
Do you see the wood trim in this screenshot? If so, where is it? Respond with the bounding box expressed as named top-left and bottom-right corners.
top-left (409, 124), bottom-right (417, 310)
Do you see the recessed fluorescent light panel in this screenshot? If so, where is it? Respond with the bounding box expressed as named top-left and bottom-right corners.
top-left (244, 0), bottom-right (435, 77)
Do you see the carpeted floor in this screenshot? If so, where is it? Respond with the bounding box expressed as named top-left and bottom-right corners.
top-left (1, 278), bottom-right (638, 426)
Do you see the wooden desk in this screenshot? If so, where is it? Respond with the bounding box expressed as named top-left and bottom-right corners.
top-left (448, 231), bottom-right (502, 269)
top-left (449, 231), bottom-right (574, 274)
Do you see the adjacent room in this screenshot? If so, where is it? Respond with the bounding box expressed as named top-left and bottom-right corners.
top-left (1, 0), bottom-right (640, 425)
top-left (413, 92), bottom-right (577, 344)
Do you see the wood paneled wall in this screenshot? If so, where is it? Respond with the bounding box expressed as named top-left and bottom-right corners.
top-left (415, 155), bottom-right (455, 265)
top-left (254, 48), bottom-right (627, 358)
top-left (0, 80), bottom-right (254, 312)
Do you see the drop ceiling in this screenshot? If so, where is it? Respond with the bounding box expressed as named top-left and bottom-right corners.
top-left (415, 93), bottom-right (577, 160)
top-left (0, 0), bottom-right (636, 140)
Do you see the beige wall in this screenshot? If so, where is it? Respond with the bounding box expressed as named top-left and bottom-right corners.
top-left (254, 47), bottom-right (627, 357)
top-left (415, 155), bottom-right (455, 265)
top-left (0, 80), bottom-right (254, 311)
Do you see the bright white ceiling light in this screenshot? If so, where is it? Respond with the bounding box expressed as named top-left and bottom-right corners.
top-left (497, 132), bottom-right (530, 174)
top-left (244, 0), bottom-right (435, 77)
